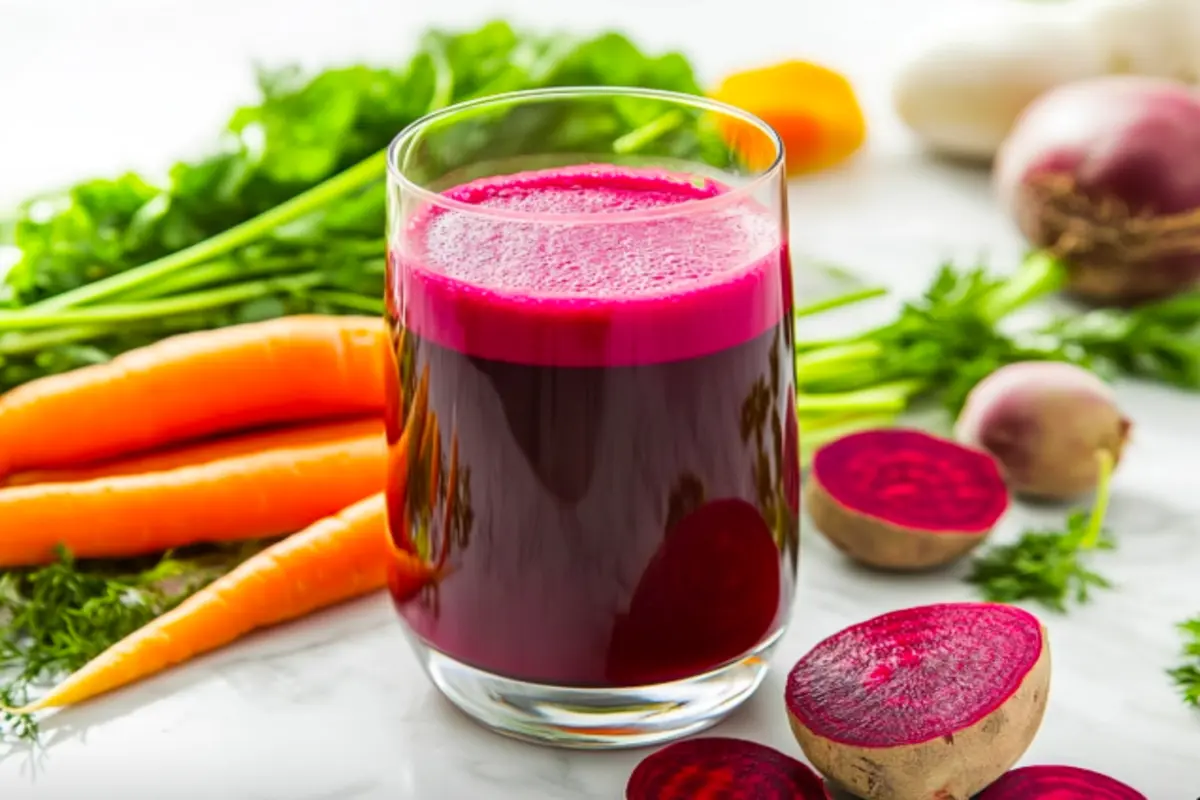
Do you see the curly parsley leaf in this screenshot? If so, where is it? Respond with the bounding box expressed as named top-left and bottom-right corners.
top-left (966, 451), bottom-right (1116, 613)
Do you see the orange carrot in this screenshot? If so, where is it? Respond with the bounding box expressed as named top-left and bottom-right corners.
top-left (2, 493), bottom-right (433, 714)
top-left (711, 60), bottom-right (867, 176)
top-left (3, 416), bottom-right (383, 488)
top-left (0, 435), bottom-right (385, 567)
top-left (0, 315), bottom-right (387, 477)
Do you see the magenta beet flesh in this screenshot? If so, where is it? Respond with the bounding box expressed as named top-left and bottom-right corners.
top-left (978, 765), bottom-right (1147, 799)
top-left (785, 602), bottom-right (1043, 747)
top-left (626, 737), bottom-right (830, 799)
top-left (810, 429), bottom-right (1008, 534)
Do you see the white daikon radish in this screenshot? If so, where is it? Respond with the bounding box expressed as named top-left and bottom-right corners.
top-left (893, 0), bottom-right (1200, 161)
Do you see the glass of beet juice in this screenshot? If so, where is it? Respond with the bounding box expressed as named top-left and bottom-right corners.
top-left (384, 87), bottom-right (797, 748)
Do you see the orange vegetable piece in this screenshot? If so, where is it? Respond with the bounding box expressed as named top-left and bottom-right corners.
top-left (2, 493), bottom-right (432, 713)
top-left (711, 60), bottom-right (866, 175)
top-left (3, 416), bottom-right (383, 488)
top-left (0, 315), bottom-right (387, 478)
top-left (0, 434), bottom-right (385, 567)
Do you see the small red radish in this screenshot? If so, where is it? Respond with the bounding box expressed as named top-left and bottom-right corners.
top-left (995, 75), bottom-right (1200, 305)
top-left (786, 602), bottom-right (1050, 800)
top-left (955, 361), bottom-right (1131, 501)
top-left (978, 764), bottom-right (1147, 799)
top-left (626, 737), bottom-right (831, 799)
top-left (804, 428), bottom-right (1009, 570)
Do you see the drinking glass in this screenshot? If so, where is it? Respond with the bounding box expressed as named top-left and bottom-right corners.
top-left (384, 87), bottom-right (796, 749)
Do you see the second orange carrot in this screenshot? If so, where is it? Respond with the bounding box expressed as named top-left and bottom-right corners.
top-left (4, 416), bottom-right (383, 488)
top-left (0, 435), bottom-right (385, 567)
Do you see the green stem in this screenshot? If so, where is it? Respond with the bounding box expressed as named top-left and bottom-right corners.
top-left (28, 150), bottom-right (390, 312)
top-left (0, 325), bottom-right (110, 356)
top-left (794, 286), bottom-right (888, 319)
top-left (977, 250), bottom-right (1068, 325)
top-left (795, 380), bottom-right (922, 415)
top-left (422, 33), bottom-right (456, 114)
top-left (306, 290), bottom-right (385, 315)
top-left (119, 258), bottom-right (246, 302)
top-left (613, 110), bottom-right (685, 155)
top-left (1080, 449), bottom-right (1115, 551)
top-left (795, 341), bottom-right (883, 384)
top-left (0, 274), bottom-right (322, 330)
top-left (121, 254), bottom-right (329, 302)
top-left (793, 336), bottom-right (851, 353)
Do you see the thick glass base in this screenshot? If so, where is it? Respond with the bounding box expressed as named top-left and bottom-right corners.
top-left (410, 629), bottom-right (783, 750)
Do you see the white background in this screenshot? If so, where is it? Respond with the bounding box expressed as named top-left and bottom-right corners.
top-left (0, 0), bottom-right (1198, 798)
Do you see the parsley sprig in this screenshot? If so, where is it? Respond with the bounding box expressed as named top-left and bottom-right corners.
top-left (1046, 291), bottom-right (1200, 390)
top-left (1168, 617), bottom-right (1200, 708)
top-left (966, 450), bottom-right (1116, 613)
top-left (0, 544), bottom-right (261, 743)
top-left (793, 251), bottom-right (1086, 417)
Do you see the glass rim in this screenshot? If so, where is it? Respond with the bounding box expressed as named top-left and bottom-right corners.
top-left (385, 85), bottom-right (785, 225)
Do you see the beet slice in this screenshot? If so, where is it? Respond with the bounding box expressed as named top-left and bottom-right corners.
top-left (804, 428), bottom-right (1008, 570)
top-left (626, 737), bottom-right (831, 799)
top-left (786, 602), bottom-right (1050, 800)
top-left (978, 765), bottom-right (1147, 800)
top-left (606, 498), bottom-right (782, 686)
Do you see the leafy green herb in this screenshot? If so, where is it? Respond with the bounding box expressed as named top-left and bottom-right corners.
top-left (792, 251), bottom-right (1085, 417)
top-left (1046, 291), bottom-right (1200, 390)
top-left (966, 450), bottom-right (1116, 613)
top-left (791, 247), bottom-right (1200, 425)
top-left (0, 21), bottom-right (713, 393)
top-left (0, 543), bottom-right (262, 742)
top-left (1168, 616), bottom-right (1200, 707)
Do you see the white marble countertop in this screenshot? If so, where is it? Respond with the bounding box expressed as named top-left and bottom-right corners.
top-left (1, 0), bottom-right (1198, 797)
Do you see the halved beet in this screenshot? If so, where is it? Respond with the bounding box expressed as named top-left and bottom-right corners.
top-left (786, 602), bottom-right (1050, 800)
top-left (804, 428), bottom-right (1009, 570)
top-left (978, 765), bottom-right (1147, 800)
top-left (626, 737), bottom-right (831, 799)
top-left (606, 498), bottom-right (782, 686)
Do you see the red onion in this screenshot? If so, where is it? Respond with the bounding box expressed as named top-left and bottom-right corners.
top-left (994, 75), bottom-right (1200, 305)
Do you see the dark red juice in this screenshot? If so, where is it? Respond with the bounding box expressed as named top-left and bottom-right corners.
top-left (385, 165), bottom-right (798, 688)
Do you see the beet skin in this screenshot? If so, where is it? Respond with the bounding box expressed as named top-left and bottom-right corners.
top-left (955, 361), bottom-right (1131, 501)
top-left (786, 602), bottom-right (1050, 800)
top-left (995, 75), bottom-right (1200, 305)
top-left (804, 428), bottom-right (1009, 570)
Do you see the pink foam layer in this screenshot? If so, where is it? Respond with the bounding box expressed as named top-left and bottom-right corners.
top-left (390, 164), bottom-right (786, 366)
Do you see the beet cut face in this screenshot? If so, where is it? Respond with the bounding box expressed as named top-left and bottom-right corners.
top-left (626, 737), bottom-right (830, 800)
top-left (978, 765), bottom-right (1147, 800)
top-left (805, 428), bottom-right (1009, 570)
top-left (786, 602), bottom-right (1043, 747)
top-left (811, 429), bottom-right (1007, 534)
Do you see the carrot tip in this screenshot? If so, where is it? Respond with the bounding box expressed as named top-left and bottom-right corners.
top-left (1, 700), bottom-right (40, 715)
